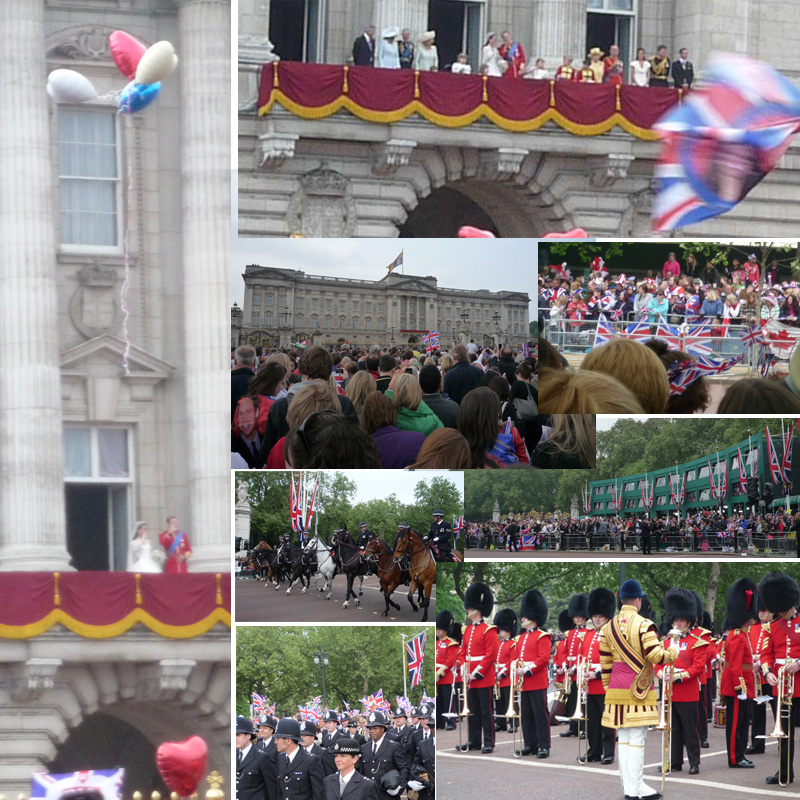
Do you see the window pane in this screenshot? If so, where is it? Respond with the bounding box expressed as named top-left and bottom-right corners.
top-left (98, 429), bottom-right (129, 477)
top-left (609, 0), bottom-right (633, 9)
top-left (63, 428), bottom-right (91, 477)
top-left (587, 0), bottom-right (603, 8)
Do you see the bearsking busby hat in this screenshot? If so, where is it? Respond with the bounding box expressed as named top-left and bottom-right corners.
top-left (520, 589), bottom-right (549, 628)
top-left (493, 608), bottom-right (518, 638)
top-left (436, 609), bottom-right (454, 632)
top-left (759, 571), bottom-right (800, 615)
top-left (464, 581), bottom-right (494, 618)
top-left (587, 587), bottom-right (615, 621)
top-left (724, 577), bottom-right (760, 631)
top-left (274, 718), bottom-right (302, 741)
top-left (558, 608), bottom-right (575, 633)
top-left (690, 590), bottom-right (704, 625)
top-left (236, 715), bottom-right (256, 736)
top-left (332, 738), bottom-right (362, 756)
top-left (664, 587), bottom-right (699, 627)
top-left (299, 720), bottom-right (318, 737)
top-left (568, 592), bottom-right (589, 620)
top-left (702, 610), bottom-right (713, 632)
top-left (365, 710), bottom-right (389, 728)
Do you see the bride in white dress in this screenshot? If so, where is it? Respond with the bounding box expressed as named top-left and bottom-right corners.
top-left (127, 521), bottom-right (163, 573)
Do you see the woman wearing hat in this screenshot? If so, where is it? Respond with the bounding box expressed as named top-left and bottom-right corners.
top-left (324, 738), bottom-right (378, 800)
top-left (413, 32), bottom-right (438, 72)
top-left (379, 28), bottom-right (400, 69)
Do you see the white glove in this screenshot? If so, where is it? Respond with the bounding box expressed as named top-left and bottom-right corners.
top-left (471, 669), bottom-right (482, 680)
top-left (408, 781), bottom-right (426, 792)
top-left (737, 692), bottom-right (747, 700)
top-left (387, 788), bottom-right (402, 796)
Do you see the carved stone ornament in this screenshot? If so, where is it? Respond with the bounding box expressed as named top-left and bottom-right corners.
top-left (47, 26), bottom-right (132, 63)
top-left (371, 139), bottom-right (417, 177)
top-left (69, 262), bottom-right (123, 340)
top-left (286, 165), bottom-right (357, 238)
top-left (589, 153), bottom-right (636, 189)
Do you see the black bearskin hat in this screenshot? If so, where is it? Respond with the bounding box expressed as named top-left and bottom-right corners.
top-left (520, 590), bottom-right (548, 629)
top-left (494, 608), bottom-right (518, 638)
top-left (568, 592), bottom-right (589, 620)
top-left (464, 581), bottom-right (494, 618)
top-left (759, 571), bottom-right (800, 616)
top-left (690, 590), bottom-right (704, 625)
top-left (723, 577), bottom-right (759, 631)
top-left (702, 610), bottom-right (713, 633)
top-left (587, 588), bottom-right (615, 621)
top-left (436, 609), bottom-right (454, 633)
top-left (664, 587), bottom-right (698, 627)
top-left (558, 609), bottom-right (574, 633)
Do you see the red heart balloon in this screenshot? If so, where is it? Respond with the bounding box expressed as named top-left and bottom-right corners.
top-left (156, 736), bottom-right (208, 797)
top-left (109, 31), bottom-right (148, 80)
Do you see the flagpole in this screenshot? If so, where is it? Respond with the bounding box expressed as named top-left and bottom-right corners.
top-left (401, 633), bottom-right (408, 697)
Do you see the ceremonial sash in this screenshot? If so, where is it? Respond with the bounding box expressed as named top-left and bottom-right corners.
top-left (167, 531), bottom-right (185, 555)
top-left (609, 615), bottom-right (653, 701)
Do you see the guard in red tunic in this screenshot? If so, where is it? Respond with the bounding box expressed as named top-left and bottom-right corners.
top-left (554, 609), bottom-right (574, 696)
top-left (459, 581), bottom-right (500, 753)
top-left (513, 590), bottom-right (551, 758)
top-left (690, 593), bottom-right (714, 748)
top-left (561, 593), bottom-right (589, 739)
top-left (759, 570), bottom-right (800, 785)
top-left (493, 608), bottom-right (518, 733)
top-left (580, 588), bottom-right (616, 764)
top-left (435, 610), bottom-right (461, 730)
top-left (159, 515), bottom-right (192, 573)
top-left (657, 588), bottom-right (709, 775)
top-left (719, 577), bottom-right (758, 769)
top-left (747, 604), bottom-right (775, 754)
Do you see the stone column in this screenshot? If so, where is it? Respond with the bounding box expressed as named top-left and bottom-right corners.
top-left (239, 0), bottom-right (270, 38)
top-left (235, 481), bottom-right (251, 550)
top-left (532, 0), bottom-right (586, 70)
top-left (177, 0), bottom-right (231, 572)
top-left (0, 1), bottom-right (72, 570)
top-left (374, 0), bottom-right (428, 51)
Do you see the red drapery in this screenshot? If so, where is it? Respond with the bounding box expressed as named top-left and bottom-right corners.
top-left (258, 62), bottom-right (683, 139)
top-left (0, 572), bottom-right (231, 639)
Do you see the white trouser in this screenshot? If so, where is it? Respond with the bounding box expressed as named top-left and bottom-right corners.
top-left (617, 726), bottom-right (656, 798)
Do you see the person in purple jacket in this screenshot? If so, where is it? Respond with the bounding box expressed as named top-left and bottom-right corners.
top-left (361, 392), bottom-right (425, 468)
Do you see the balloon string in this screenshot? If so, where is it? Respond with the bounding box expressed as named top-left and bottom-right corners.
top-left (98, 90), bottom-right (122, 102)
top-left (120, 115), bottom-right (133, 376)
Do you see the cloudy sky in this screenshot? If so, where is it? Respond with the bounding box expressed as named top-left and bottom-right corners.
top-left (348, 470), bottom-right (464, 506)
top-left (231, 238), bottom-right (535, 310)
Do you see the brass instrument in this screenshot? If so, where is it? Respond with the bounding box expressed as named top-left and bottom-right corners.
top-left (572, 657), bottom-right (588, 764)
top-left (756, 648), bottom-right (795, 786)
top-left (656, 628), bottom-right (682, 794)
top-left (460, 662), bottom-right (472, 717)
top-left (713, 640), bottom-right (725, 728)
top-left (441, 664), bottom-right (460, 751)
top-left (507, 659), bottom-right (524, 758)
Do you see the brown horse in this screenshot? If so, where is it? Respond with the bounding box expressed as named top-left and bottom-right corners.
top-left (392, 527), bottom-right (442, 622)
top-left (252, 540), bottom-right (284, 589)
top-left (363, 536), bottom-right (416, 618)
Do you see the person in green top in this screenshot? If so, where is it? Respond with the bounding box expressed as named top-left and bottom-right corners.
top-left (385, 373), bottom-right (443, 436)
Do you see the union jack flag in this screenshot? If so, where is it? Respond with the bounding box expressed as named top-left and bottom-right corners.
top-left (694, 354), bottom-right (743, 375)
top-left (621, 321), bottom-right (652, 341)
top-left (406, 631), bottom-right (427, 689)
top-left (362, 689), bottom-right (384, 712)
top-left (611, 482), bottom-right (622, 512)
top-left (782, 422), bottom-right (794, 485)
top-left (593, 314), bottom-right (617, 348)
top-left (669, 365), bottom-right (703, 396)
top-left (741, 324), bottom-right (766, 349)
top-left (298, 705), bottom-right (321, 722)
top-left (453, 516), bottom-right (464, 541)
top-left (252, 692), bottom-right (267, 716)
top-left (421, 331), bottom-right (440, 353)
top-left (669, 472), bottom-right (685, 506)
top-left (766, 425), bottom-right (783, 485)
top-left (682, 322), bottom-right (713, 357)
top-left (710, 460), bottom-right (727, 500)
top-left (654, 318), bottom-right (682, 349)
top-left (640, 475), bottom-right (654, 509)
top-left (685, 294), bottom-right (701, 319)
top-left (736, 446), bottom-right (749, 494)
top-left (652, 53), bottom-right (800, 232)
top-left (421, 691), bottom-right (434, 705)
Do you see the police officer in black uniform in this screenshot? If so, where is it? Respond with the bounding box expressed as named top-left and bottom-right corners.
top-left (506, 519), bottom-right (520, 552)
top-left (386, 706), bottom-right (414, 758)
top-left (321, 710), bottom-right (345, 749)
top-left (408, 719), bottom-right (435, 800)
top-left (395, 523), bottom-right (411, 580)
top-left (323, 739), bottom-right (379, 800)
top-left (345, 717), bottom-right (368, 746)
top-left (408, 704), bottom-right (434, 761)
top-left (275, 717), bottom-right (325, 800)
top-left (237, 715), bottom-right (278, 800)
top-left (425, 511), bottom-right (452, 562)
top-left (358, 523), bottom-right (376, 574)
top-left (257, 715), bottom-right (279, 764)
top-left (299, 720), bottom-right (336, 777)
top-left (359, 711), bottom-right (409, 800)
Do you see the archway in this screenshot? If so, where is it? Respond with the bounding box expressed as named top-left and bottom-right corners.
top-left (398, 186), bottom-right (499, 238)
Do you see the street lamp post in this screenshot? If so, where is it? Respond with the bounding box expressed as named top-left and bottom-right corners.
top-left (459, 309), bottom-right (470, 344)
top-left (390, 326), bottom-right (394, 346)
top-left (313, 645), bottom-right (329, 710)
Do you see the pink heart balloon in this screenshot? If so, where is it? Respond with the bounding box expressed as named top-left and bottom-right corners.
top-left (542, 228), bottom-right (589, 238)
top-left (156, 736), bottom-right (208, 797)
top-left (457, 226), bottom-right (496, 238)
top-left (109, 31), bottom-right (148, 80)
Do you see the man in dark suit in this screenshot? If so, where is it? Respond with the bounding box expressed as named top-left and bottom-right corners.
top-left (237, 716), bottom-right (278, 800)
top-left (442, 344), bottom-right (482, 405)
top-left (275, 717), bottom-right (325, 800)
top-left (407, 705), bottom-right (434, 761)
top-left (359, 711), bottom-right (408, 800)
top-left (352, 26), bottom-right (376, 66)
top-left (323, 739), bottom-right (378, 800)
top-left (257, 715), bottom-right (279, 764)
top-left (408, 722), bottom-right (434, 800)
top-left (300, 720), bottom-right (336, 777)
top-left (640, 515), bottom-right (652, 555)
top-left (321, 710), bottom-right (345, 749)
top-left (386, 707), bottom-right (413, 758)
top-left (671, 48), bottom-right (694, 89)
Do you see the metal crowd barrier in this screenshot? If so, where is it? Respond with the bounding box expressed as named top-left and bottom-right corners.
top-left (542, 318), bottom-right (760, 363)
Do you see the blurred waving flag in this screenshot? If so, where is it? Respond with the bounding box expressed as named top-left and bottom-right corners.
top-left (652, 53), bottom-right (800, 232)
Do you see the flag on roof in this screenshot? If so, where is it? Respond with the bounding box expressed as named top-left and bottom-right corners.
top-left (406, 631), bottom-right (427, 689)
top-left (652, 53), bottom-right (800, 232)
top-left (386, 251), bottom-right (403, 273)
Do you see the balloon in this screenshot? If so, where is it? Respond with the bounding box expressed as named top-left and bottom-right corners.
top-left (118, 81), bottom-right (161, 114)
top-left (457, 226), bottom-right (495, 238)
top-left (135, 41), bottom-right (178, 85)
top-left (542, 228), bottom-right (589, 238)
top-left (109, 30), bottom-right (148, 80)
top-left (46, 69), bottom-right (97, 103)
top-left (156, 736), bottom-right (208, 797)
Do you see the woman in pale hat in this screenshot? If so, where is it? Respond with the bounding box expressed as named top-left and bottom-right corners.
top-left (481, 32), bottom-right (504, 77)
top-left (413, 31), bottom-right (439, 71)
top-left (379, 27), bottom-right (401, 69)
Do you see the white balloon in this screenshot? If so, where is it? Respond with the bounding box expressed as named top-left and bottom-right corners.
top-left (135, 41), bottom-right (178, 85)
top-left (47, 69), bottom-right (97, 103)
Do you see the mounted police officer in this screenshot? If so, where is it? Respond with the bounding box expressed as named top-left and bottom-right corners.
top-left (424, 511), bottom-right (452, 562)
top-left (358, 523), bottom-right (376, 576)
top-left (395, 523), bottom-right (411, 582)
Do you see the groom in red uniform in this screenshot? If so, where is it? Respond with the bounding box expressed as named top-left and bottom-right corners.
top-left (160, 515), bottom-right (192, 573)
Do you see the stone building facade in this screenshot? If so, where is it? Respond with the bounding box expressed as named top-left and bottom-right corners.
top-left (237, 264), bottom-right (531, 348)
top-left (239, 0), bottom-right (800, 238)
top-left (1, 0), bottom-right (230, 574)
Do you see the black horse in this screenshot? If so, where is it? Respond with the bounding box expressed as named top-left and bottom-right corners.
top-left (331, 527), bottom-right (367, 609)
top-left (278, 540), bottom-right (312, 595)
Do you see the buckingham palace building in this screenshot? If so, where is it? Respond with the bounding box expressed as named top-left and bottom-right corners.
top-left (240, 0), bottom-right (800, 238)
top-left (234, 264), bottom-right (531, 349)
